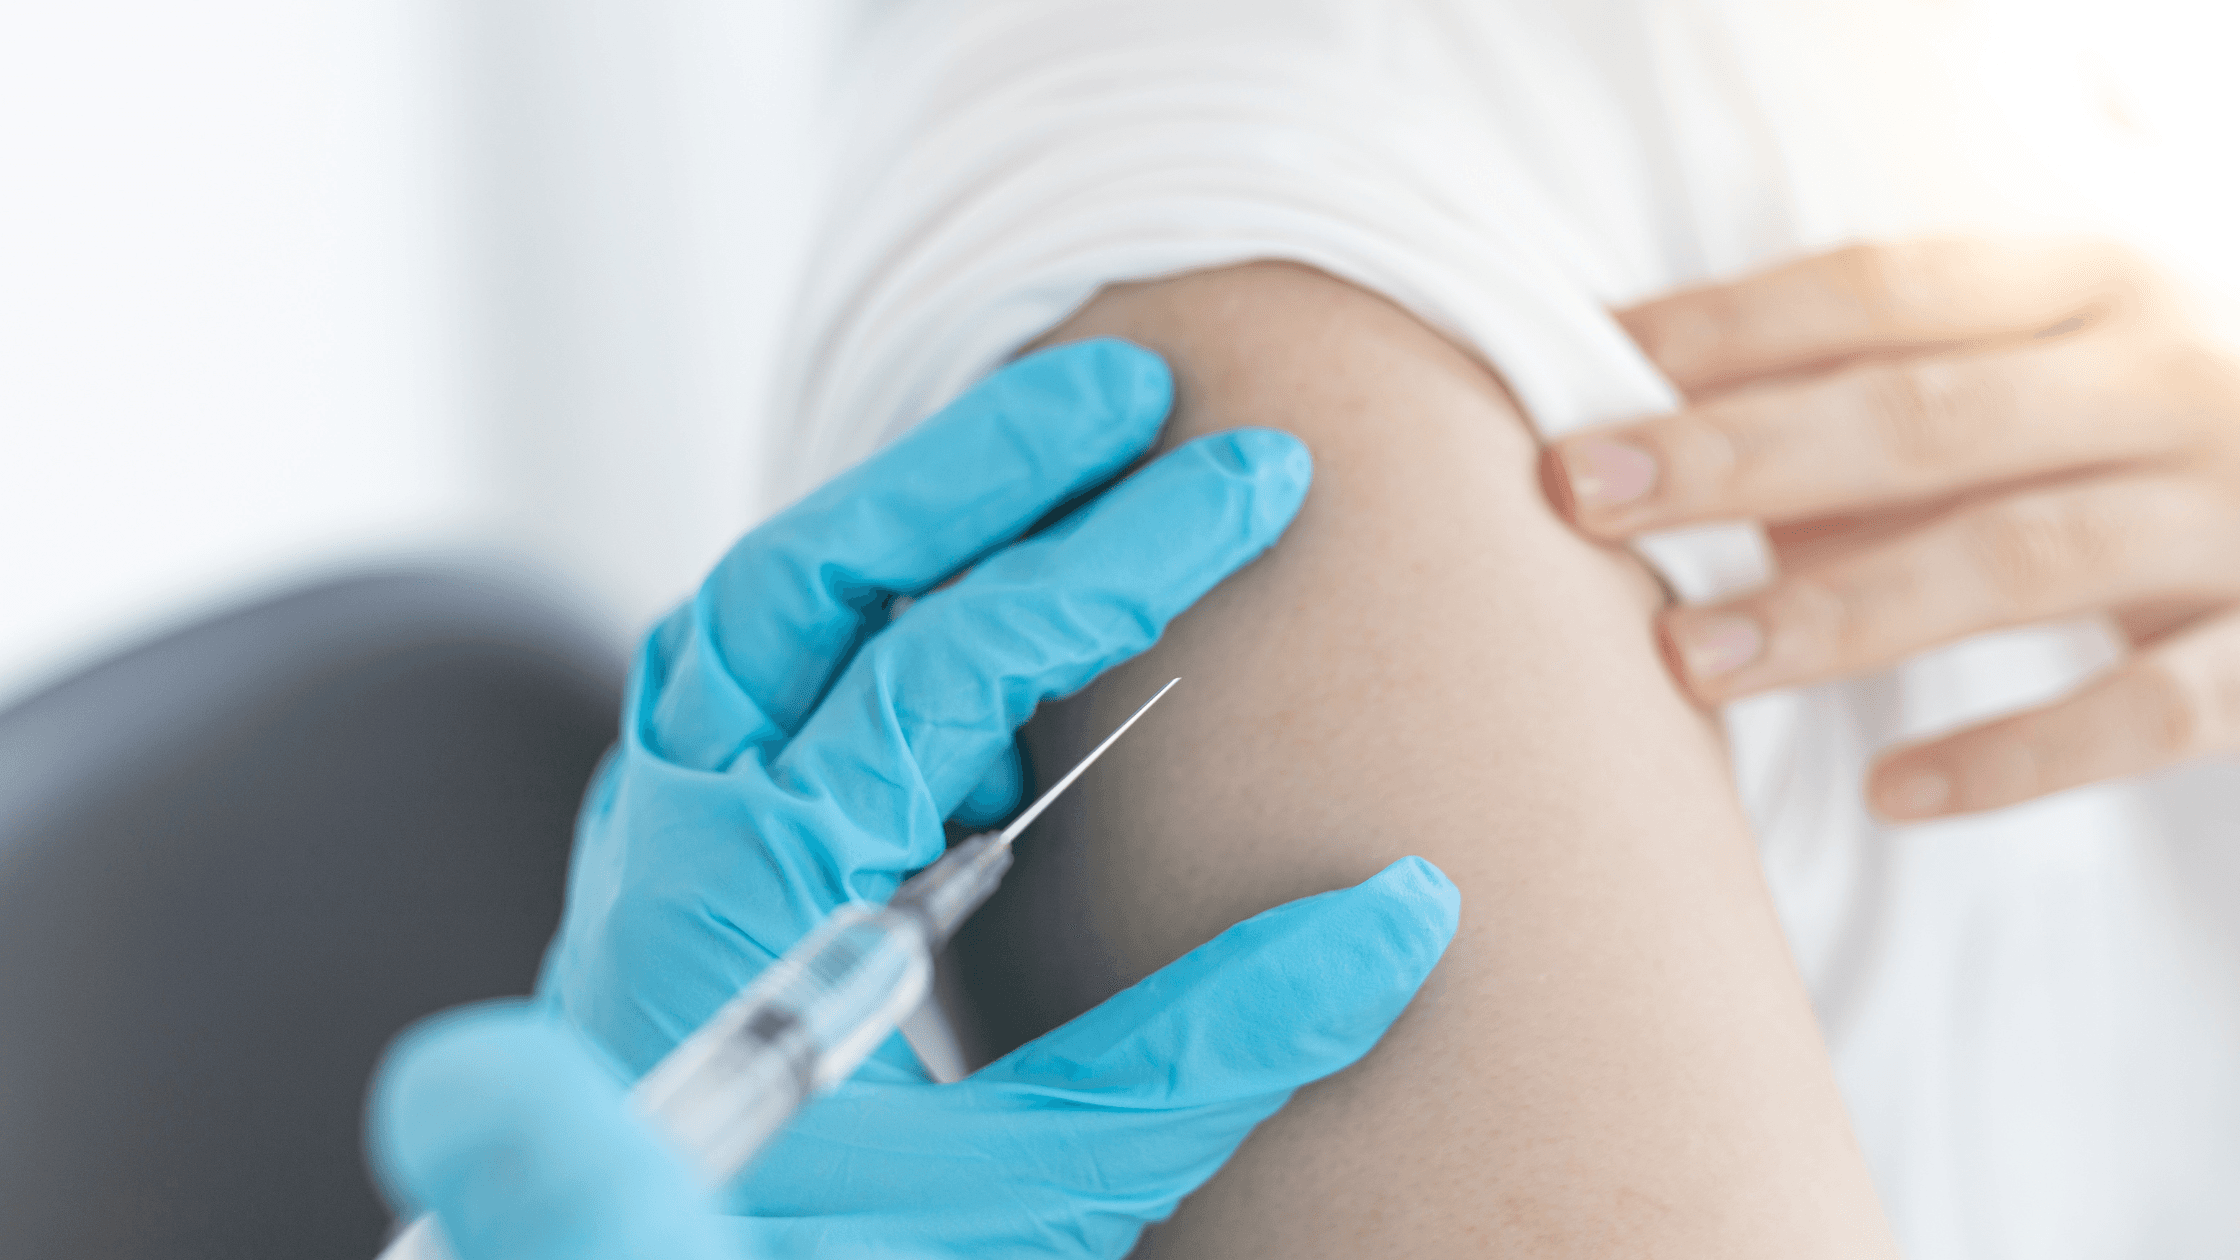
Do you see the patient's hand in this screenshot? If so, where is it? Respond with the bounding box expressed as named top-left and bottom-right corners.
top-left (1554, 239), bottom-right (2240, 818)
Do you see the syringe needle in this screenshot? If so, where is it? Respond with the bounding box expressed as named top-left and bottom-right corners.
top-left (996, 678), bottom-right (1178, 846)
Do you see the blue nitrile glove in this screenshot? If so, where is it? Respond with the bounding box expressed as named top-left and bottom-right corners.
top-left (538, 337), bottom-right (1317, 1077)
top-left (371, 859), bottom-right (1459, 1260)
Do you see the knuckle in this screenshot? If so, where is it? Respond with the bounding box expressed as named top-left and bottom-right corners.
top-left (2163, 627), bottom-right (2240, 753)
top-left (1960, 494), bottom-right (2132, 608)
top-left (1682, 284), bottom-right (1748, 349)
top-left (2036, 236), bottom-right (2145, 311)
top-left (2119, 659), bottom-right (2209, 760)
top-left (1679, 404), bottom-right (1761, 497)
top-left (1834, 242), bottom-right (1919, 327)
top-left (1963, 503), bottom-right (2069, 605)
top-left (1820, 556), bottom-right (1934, 664)
top-left (1858, 360), bottom-right (2010, 474)
top-left (1768, 574), bottom-right (1867, 669)
top-left (2146, 334), bottom-right (2240, 425)
top-left (2085, 237), bottom-right (2163, 311)
top-left (1865, 238), bottom-right (1994, 322)
top-left (1858, 366), bottom-right (1938, 462)
top-left (1958, 732), bottom-right (2047, 808)
top-left (1629, 289), bottom-right (1741, 377)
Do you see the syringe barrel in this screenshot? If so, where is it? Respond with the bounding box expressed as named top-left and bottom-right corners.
top-left (373, 906), bottom-right (934, 1260)
top-left (633, 902), bottom-right (933, 1182)
top-left (373, 864), bottom-right (989, 1260)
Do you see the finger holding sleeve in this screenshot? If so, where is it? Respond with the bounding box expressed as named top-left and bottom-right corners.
top-left (1546, 329), bottom-right (2207, 538)
top-left (767, 428), bottom-right (1312, 900)
top-left (642, 339), bottom-right (1174, 771)
top-left (368, 1001), bottom-right (739, 1260)
top-left (1657, 474), bottom-right (2240, 702)
top-left (1617, 237), bottom-right (2143, 396)
top-left (1870, 609), bottom-right (2240, 819)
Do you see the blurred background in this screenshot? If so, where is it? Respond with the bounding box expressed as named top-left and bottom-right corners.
top-left (6, 0), bottom-right (2237, 707)
top-left (3, 8), bottom-right (866, 1254)
top-left (1, 3), bottom-right (2236, 1256)
top-left (1, 1), bottom-right (857, 708)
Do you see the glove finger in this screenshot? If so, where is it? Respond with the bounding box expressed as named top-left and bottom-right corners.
top-left (368, 1001), bottom-right (736, 1260)
top-left (720, 859), bottom-right (1458, 1249)
top-left (988, 856), bottom-right (1459, 1102)
top-left (640, 340), bottom-right (1173, 772)
top-left (950, 738), bottom-right (1028, 828)
top-left (768, 428), bottom-right (1312, 902)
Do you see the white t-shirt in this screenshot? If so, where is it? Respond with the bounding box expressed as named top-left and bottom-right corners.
top-left (774, 2), bottom-right (2240, 1253)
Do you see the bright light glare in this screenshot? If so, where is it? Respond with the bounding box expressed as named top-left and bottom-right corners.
top-left (1967, 0), bottom-right (2240, 299)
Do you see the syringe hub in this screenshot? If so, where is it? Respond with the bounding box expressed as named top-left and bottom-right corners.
top-left (886, 830), bottom-right (1014, 946)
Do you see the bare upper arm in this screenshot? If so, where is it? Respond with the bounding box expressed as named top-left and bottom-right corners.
top-left (955, 262), bottom-right (1896, 1258)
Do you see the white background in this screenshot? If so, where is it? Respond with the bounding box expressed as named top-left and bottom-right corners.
top-left (1, 1), bottom-right (842, 706)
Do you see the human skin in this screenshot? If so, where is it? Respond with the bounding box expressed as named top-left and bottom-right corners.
top-left (1549, 239), bottom-right (2240, 818)
top-left (953, 262), bottom-right (1898, 1257)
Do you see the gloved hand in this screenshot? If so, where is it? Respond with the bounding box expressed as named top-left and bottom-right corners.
top-left (537, 338), bottom-right (1324, 1076)
top-left (375, 338), bottom-right (1464, 1256)
top-left (371, 859), bottom-right (1459, 1260)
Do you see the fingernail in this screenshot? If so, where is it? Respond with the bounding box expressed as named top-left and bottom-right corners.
top-left (1669, 613), bottom-right (1763, 681)
top-left (1877, 769), bottom-right (1952, 820)
top-left (1560, 439), bottom-right (1659, 511)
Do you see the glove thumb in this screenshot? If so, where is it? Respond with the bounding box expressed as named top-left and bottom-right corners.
top-left (987, 856), bottom-right (1460, 1106)
top-left (367, 1000), bottom-right (739, 1260)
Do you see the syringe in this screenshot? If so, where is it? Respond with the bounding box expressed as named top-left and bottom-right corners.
top-left (378, 678), bottom-right (1178, 1260)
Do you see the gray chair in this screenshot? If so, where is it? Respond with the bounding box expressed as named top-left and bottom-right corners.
top-left (0, 569), bottom-right (625, 1259)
